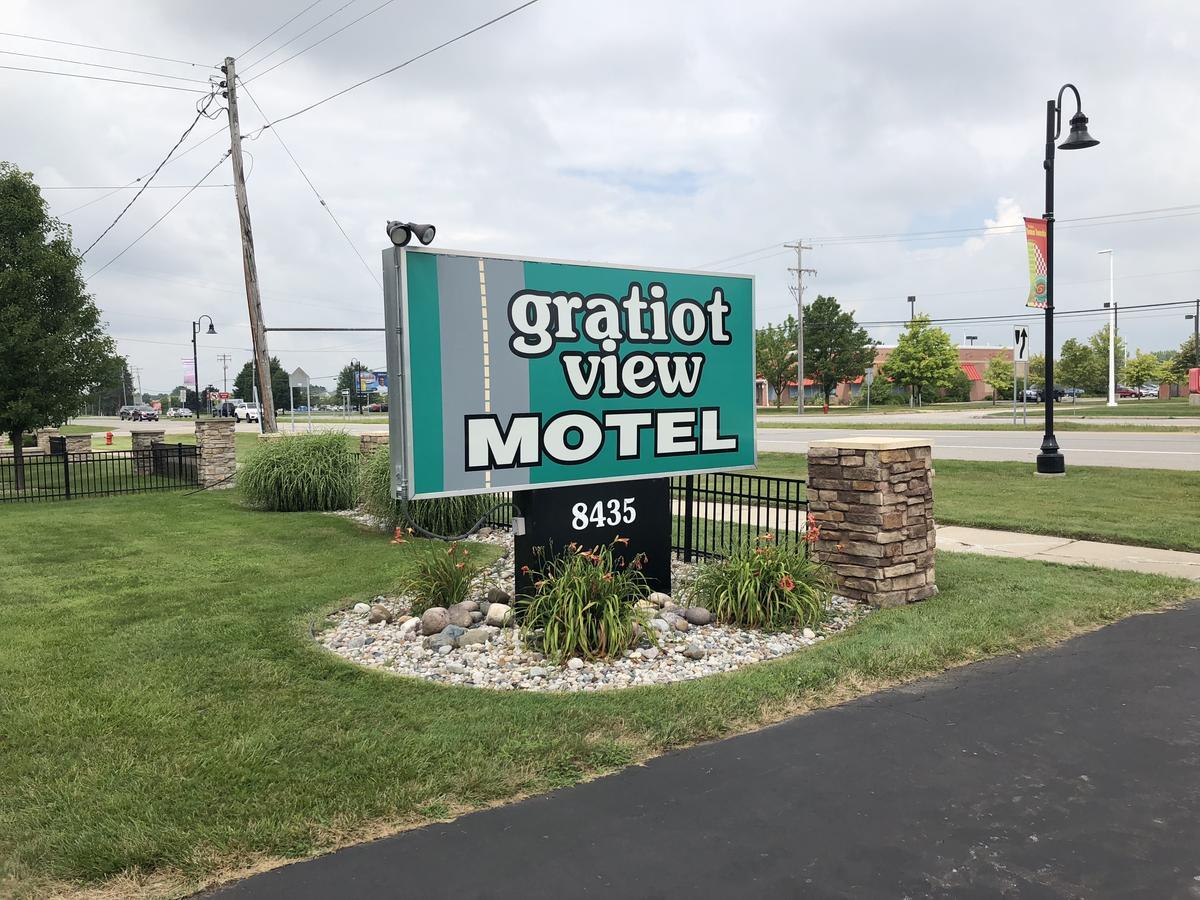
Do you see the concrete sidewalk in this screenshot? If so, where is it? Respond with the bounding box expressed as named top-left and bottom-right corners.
top-left (937, 525), bottom-right (1200, 580)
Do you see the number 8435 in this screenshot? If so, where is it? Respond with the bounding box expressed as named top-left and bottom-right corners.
top-left (571, 498), bottom-right (636, 530)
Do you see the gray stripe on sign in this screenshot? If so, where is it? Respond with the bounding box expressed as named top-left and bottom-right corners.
top-left (437, 254), bottom-right (486, 492)
top-left (481, 257), bottom-right (530, 489)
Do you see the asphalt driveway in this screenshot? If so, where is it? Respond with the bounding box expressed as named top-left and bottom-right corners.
top-left (209, 601), bottom-right (1200, 899)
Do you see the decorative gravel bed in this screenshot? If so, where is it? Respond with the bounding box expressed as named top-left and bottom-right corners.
top-left (315, 527), bottom-right (871, 692)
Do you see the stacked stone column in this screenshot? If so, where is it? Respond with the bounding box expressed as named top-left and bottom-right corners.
top-left (806, 438), bottom-right (936, 607)
top-left (35, 428), bottom-right (61, 454)
top-left (62, 434), bottom-right (93, 454)
top-left (195, 419), bottom-right (236, 488)
top-left (131, 429), bottom-right (165, 475)
top-left (359, 432), bottom-right (389, 456)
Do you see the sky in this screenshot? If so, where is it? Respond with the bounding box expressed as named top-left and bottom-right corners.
top-left (4, 0), bottom-right (1199, 394)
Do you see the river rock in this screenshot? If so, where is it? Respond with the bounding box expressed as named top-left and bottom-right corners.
top-left (368, 604), bottom-right (394, 624)
top-left (647, 591), bottom-right (671, 608)
top-left (352, 602), bottom-right (371, 614)
top-left (683, 644), bottom-right (706, 660)
top-left (802, 627), bottom-right (816, 640)
top-left (487, 587), bottom-right (512, 606)
top-left (447, 604), bottom-right (474, 628)
top-left (566, 657), bottom-right (584, 670)
top-left (458, 629), bottom-right (491, 647)
top-left (672, 617), bottom-right (690, 633)
top-left (420, 607), bottom-right (449, 635)
top-left (485, 602), bottom-right (512, 627)
top-left (682, 607), bottom-right (711, 626)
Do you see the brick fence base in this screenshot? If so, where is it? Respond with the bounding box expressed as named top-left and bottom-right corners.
top-left (806, 438), bottom-right (936, 607)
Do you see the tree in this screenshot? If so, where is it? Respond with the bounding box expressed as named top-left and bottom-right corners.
top-left (0, 163), bottom-right (114, 489)
top-left (83, 353), bottom-right (134, 415)
top-left (336, 361), bottom-right (372, 412)
top-left (1056, 338), bottom-right (1101, 394)
top-left (233, 357), bottom-right (289, 410)
top-left (1121, 351), bottom-right (1165, 395)
top-left (880, 315), bottom-right (960, 405)
top-left (1162, 333), bottom-right (1199, 383)
top-left (1085, 324), bottom-right (1126, 389)
top-left (983, 356), bottom-right (1013, 405)
top-left (1028, 353), bottom-right (1046, 386)
top-left (803, 296), bottom-right (876, 403)
top-left (754, 316), bottom-right (796, 408)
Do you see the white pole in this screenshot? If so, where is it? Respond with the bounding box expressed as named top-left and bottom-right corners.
top-left (1100, 249), bottom-right (1117, 407)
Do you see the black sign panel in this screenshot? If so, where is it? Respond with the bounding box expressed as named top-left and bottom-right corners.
top-left (513, 478), bottom-right (671, 598)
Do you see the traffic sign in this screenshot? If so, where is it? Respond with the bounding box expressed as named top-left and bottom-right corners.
top-left (1014, 327), bottom-right (1029, 360)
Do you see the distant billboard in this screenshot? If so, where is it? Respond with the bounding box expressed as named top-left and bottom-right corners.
top-left (383, 247), bottom-right (756, 499)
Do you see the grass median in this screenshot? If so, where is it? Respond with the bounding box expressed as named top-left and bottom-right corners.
top-left (752, 452), bottom-right (1200, 553)
top-left (1, 489), bottom-right (1196, 898)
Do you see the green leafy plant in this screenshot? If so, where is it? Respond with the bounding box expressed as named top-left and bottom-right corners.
top-left (689, 532), bottom-right (830, 630)
top-left (239, 432), bottom-right (359, 511)
top-left (397, 541), bottom-right (480, 616)
top-left (360, 446), bottom-right (495, 533)
top-left (515, 539), bottom-right (652, 662)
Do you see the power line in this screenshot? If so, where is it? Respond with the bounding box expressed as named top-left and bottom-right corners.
top-left (853, 299), bottom-right (1198, 328)
top-left (245, 0), bottom-right (399, 83)
top-left (0, 62), bottom-right (210, 93)
top-left (82, 92), bottom-right (219, 256)
top-left (87, 150), bottom-right (231, 278)
top-left (259, 0), bottom-right (542, 129)
top-left (0, 31), bottom-right (209, 67)
top-left (0, 49), bottom-right (211, 83)
top-left (46, 184), bottom-right (234, 190)
top-left (241, 0), bottom-right (361, 72)
top-left (238, 0), bottom-right (327, 59)
top-left (237, 79), bottom-right (381, 287)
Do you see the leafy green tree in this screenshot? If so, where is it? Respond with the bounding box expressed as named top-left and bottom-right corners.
top-left (1028, 352), bottom-right (1045, 386)
top-left (1162, 334), bottom-right (1199, 383)
top-left (983, 356), bottom-right (1013, 405)
top-left (0, 163), bottom-right (114, 488)
top-left (755, 316), bottom-right (797, 407)
top-left (1085, 324), bottom-right (1126, 388)
top-left (880, 315), bottom-right (960, 405)
top-left (336, 361), bottom-right (372, 412)
top-left (803, 296), bottom-right (876, 403)
top-left (233, 357), bottom-right (289, 410)
top-left (83, 353), bottom-right (135, 415)
top-left (1121, 351), bottom-right (1165, 394)
top-left (1056, 338), bottom-right (1101, 393)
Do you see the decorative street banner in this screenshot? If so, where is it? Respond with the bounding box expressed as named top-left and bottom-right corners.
top-left (182, 357), bottom-right (196, 388)
top-left (384, 248), bottom-right (756, 499)
top-left (1024, 217), bottom-right (1048, 309)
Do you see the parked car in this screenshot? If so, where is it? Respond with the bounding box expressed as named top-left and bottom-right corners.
top-left (130, 405), bottom-right (159, 422)
top-left (1137, 385), bottom-right (1159, 399)
top-left (165, 407), bottom-right (194, 418)
top-left (1022, 386), bottom-right (1066, 403)
top-left (367, 402), bottom-right (389, 412)
top-left (118, 405), bottom-right (137, 420)
top-left (234, 404), bottom-right (260, 423)
top-left (1061, 388), bottom-right (1085, 399)
top-left (1116, 385), bottom-right (1138, 398)
top-left (217, 400), bottom-right (245, 417)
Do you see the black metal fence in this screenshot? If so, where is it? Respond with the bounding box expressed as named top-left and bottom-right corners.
top-left (0, 445), bottom-right (199, 503)
top-left (478, 472), bottom-right (808, 561)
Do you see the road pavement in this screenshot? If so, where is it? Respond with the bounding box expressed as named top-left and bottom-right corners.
top-left (208, 601), bottom-right (1200, 899)
top-left (758, 428), bottom-right (1200, 470)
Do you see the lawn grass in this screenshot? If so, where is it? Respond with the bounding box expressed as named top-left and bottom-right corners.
top-left (0, 489), bottom-right (1195, 898)
top-left (983, 397), bottom-right (1200, 418)
top-left (752, 452), bottom-right (1200, 552)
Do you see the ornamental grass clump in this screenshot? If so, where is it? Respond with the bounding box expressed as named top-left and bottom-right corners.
top-left (239, 432), bottom-right (359, 511)
top-left (360, 446), bottom-right (493, 534)
top-left (396, 541), bottom-right (480, 616)
top-left (690, 529), bottom-right (830, 631)
top-left (515, 539), bottom-right (652, 662)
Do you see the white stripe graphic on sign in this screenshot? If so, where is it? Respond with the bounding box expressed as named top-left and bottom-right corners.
top-left (479, 258), bottom-right (492, 489)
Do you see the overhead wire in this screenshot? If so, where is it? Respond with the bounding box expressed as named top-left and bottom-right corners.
top-left (82, 89), bottom-right (220, 256)
top-left (240, 0), bottom-right (361, 72)
top-left (237, 78), bottom-right (382, 287)
top-left (0, 31), bottom-right (209, 67)
top-left (0, 62), bottom-right (209, 93)
top-left (244, 0), bottom-right (399, 83)
top-left (238, 0), bottom-right (326, 59)
top-left (0, 49), bottom-right (211, 83)
top-left (258, 0), bottom-right (542, 129)
top-left (86, 150), bottom-right (232, 279)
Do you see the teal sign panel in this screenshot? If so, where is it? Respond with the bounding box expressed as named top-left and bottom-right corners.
top-left (385, 247), bottom-right (755, 499)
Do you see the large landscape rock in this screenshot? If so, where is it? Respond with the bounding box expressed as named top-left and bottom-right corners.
top-left (420, 607), bottom-right (449, 635)
top-left (447, 604), bottom-right (474, 628)
top-left (682, 607), bottom-right (711, 626)
top-left (368, 604), bottom-right (394, 624)
top-left (485, 602), bottom-right (512, 627)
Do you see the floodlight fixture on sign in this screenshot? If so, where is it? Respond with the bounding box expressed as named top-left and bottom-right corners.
top-left (386, 220), bottom-right (437, 247)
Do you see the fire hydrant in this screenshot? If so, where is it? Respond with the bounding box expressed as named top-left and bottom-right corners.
top-left (106, 431), bottom-right (113, 446)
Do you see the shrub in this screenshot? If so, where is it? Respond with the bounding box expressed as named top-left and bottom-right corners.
top-left (360, 446), bottom-right (496, 535)
top-left (688, 533), bottom-right (830, 630)
top-left (239, 432), bottom-right (358, 511)
top-left (515, 540), bottom-right (652, 662)
top-left (397, 541), bottom-right (480, 616)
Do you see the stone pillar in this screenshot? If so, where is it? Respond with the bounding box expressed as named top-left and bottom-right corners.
top-left (806, 438), bottom-right (936, 608)
top-left (62, 434), bottom-right (93, 454)
top-left (195, 419), bottom-right (236, 488)
top-left (131, 429), bottom-right (165, 475)
top-left (35, 428), bottom-right (61, 454)
top-left (359, 432), bottom-right (389, 456)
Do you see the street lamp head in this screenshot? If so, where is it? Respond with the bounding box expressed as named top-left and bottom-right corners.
top-left (206, 322), bottom-right (217, 335)
top-left (1059, 111), bottom-right (1099, 150)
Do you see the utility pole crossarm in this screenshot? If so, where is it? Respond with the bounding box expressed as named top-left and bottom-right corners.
top-left (223, 57), bottom-right (277, 433)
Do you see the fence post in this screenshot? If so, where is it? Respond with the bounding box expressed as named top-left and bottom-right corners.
top-left (62, 450), bottom-right (71, 499)
top-left (682, 474), bottom-right (695, 563)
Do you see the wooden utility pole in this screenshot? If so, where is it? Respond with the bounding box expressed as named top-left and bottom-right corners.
top-left (222, 57), bottom-right (277, 432)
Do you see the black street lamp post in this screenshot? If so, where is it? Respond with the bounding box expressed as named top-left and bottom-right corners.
top-left (192, 315), bottom-right (216, 416)
top-left (1037, 84), bottom-right (1099, 476)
